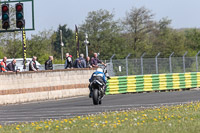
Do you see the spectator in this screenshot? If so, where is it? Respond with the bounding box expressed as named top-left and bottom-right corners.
top-left (7, 59), bottom-right (18, 72)
top-left (91, 53), bottom-right (106, 68)
top-left (45, 56), bottom-right (53, 70)
top-left (86, 56), bottom-right (92, 68)
top-left (0, 57), bottom-right (7, 72)
top-left (73, 54), bottom-right (86, 68)
top-left (64, 53), bottom-right (73, 69)
top-left (29, 56), bottom-right (38, 71)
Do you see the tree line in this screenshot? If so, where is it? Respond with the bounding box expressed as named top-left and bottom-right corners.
top-left (0, 7), bottom-right (200, 64)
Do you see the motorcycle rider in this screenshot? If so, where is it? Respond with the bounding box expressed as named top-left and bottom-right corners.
top-left (88, 68), bottom-right (107, 98)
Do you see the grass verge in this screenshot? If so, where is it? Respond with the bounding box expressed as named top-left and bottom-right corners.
top-left (0, 102), bottom-right (200, 133)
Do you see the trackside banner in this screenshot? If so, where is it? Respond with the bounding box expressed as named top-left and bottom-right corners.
top-left (75, 25), bottom-right (79, 58)
top-left (22, 28), bottom-right (27, 70)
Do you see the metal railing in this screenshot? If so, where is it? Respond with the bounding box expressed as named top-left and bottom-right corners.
top-left (40, 51), bottom-right (200, 77)
top-left (107, 52), bottom-right (200, 76)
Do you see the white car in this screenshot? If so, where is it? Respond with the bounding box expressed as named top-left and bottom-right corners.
top-left (5, 58), bottom-right (41, 72)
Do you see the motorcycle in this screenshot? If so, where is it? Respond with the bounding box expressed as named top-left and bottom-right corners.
top-left (91, 79), bottom-right (105, 105)
top-left (90, 66), bottom-right (110, 105)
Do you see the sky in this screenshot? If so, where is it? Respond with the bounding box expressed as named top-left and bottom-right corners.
top-left (21, 0), bottom-right (200, 38)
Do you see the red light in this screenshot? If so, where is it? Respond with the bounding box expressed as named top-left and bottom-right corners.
top-left (16, 5), bottom-right (23, 12)
top-left (2, 6), bottom-right (8, 12)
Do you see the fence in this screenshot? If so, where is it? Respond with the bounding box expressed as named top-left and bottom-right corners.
top-left (39, 52), bottom-right (200, 77)
top-left (107, 52), bottom-right (200, 76)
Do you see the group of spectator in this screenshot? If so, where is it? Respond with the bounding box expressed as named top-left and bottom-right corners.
top-left (0, 52), bottom-right (105, 72)
top-left (0, 57), bottom-right (19, 72)
top-left (63, 52), bottom-right (106, 69)
top-left (44, 52), bottom-right (106, 70)
top-left (0, 56), bottom-right (40, 72)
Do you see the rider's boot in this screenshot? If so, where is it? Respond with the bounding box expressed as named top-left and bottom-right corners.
top-left (88, 84), bottom-right (92, 98)
top-left (89, 91), bottom-right (92, 98)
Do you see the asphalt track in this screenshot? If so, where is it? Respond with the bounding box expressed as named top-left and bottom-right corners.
top-left (0, 90), bottom-right (200, 124)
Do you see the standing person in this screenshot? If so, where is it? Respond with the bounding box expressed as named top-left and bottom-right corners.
top-left (45, 56), bottom-right (53, 70)
top-left (64, 53), bottom-right (73, 69)
top-left (86, 56), bottom-right (92, 68)
top-left (29, 56), bottom-right (39, 71)
top-left (7, 59), bottom-right (19, 72)
top-left (0, 57), bottom-right (7, 72)
top-left (73, 54), bottom-right (86, 68)
top-left (91, 53), bottom-right (106, 68)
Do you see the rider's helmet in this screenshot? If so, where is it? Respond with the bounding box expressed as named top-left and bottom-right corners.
top-left (97, 68), bottom-right (103, 73)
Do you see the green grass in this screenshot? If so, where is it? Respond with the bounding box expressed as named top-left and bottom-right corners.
top-left (1, 102), bottom-right (200, 133)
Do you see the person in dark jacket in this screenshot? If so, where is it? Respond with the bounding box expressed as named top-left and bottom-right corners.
top-left (73, 54), bottom-right (86, 68)
top-left (7, 59), bottom-right (17, 72)
top-left (45, 56), bottom-right (53, 70)
top-left (86, 56), bottom-right (92, 68)
top-left (64, 53), bottom-right (73, 69)
top-left (29, 56), bottom-right (38, 71)
top-left (91, 53), bottom-right (106, 68)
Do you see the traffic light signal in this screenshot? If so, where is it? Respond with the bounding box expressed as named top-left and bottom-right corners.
top-left (1, 4), bottom-right (10, 30)
top-left (15, 3), bottom-right (25, 28)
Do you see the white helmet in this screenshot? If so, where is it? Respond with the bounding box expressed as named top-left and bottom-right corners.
top-left (97, 68), bottom-right (103, 73)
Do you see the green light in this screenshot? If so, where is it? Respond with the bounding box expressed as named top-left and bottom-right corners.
top-left (16, 13), bottom-right (23, 19)
top-left (2, 14), bottom-right (9, 20)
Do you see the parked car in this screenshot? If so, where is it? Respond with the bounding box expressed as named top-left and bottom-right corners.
top-left (4, 58), bottom-right (41, 72)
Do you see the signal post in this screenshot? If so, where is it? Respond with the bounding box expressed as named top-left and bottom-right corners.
top-left (0, 0), bottom-right (35, 70)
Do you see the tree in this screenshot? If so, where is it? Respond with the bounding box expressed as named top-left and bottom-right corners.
top-left (53, 25), bottom-right (73, 59)
top-left (150, 18), bottom-right (186, 57)
top-left (184, 28), bottom-right (200, 56)
top-left (5, 39), bottom-right (22, 58)
top-left (122, 7), bottom-right (156, 57)
top-left (80, 9), bottom-right (122, 59)
top-left (27, 29), bottom-right (54, 63)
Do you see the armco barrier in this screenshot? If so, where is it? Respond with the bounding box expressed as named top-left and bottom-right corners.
top-left (106, 72), bottom-right (200, 95)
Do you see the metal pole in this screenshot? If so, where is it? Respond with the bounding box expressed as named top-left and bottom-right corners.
top-left (155, 52), bottom-right (161, 74)
top-left (169, 52), bottom-right (174, 73)
top-left (110, 54), bottom-right (115, 64)
top-left (86, 45), bottom-right (88, 57)
top-left (84, 33), bottom-right (89, 57)
top-left (60, 30), bottom-right (63, 61)
top-left (183, 51), bottom-right (188, 73)
top-left (196, 51), bottom-right (200, 72)
top-left (141, 52), bottom-right (146, 75)
top-left (110, 54), bottom-right (115, 76)
top-left (32, 0), bottom-right (35, 30)
top-left (126, 53), bottom-right (131, 76)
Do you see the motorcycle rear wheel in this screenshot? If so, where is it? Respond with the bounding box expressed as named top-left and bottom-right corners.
top-left (93, 89), bottom-right (99, 105)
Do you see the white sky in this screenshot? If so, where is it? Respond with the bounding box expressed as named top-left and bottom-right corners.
top-left (21, 0), bottom-right (200, 37)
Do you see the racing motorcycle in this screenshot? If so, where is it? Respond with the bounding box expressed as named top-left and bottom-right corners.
top-left (90, 67), bottom-right (110, 105)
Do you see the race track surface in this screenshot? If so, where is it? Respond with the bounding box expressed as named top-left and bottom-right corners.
top-left (0, 90), bottom-right (200, 124)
